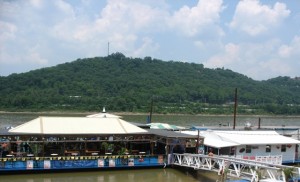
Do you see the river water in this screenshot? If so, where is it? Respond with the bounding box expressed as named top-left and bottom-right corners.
top-left (0, 168), bottom-right (221, 182)
top-left (1, 112), bottom-right (300, 128)
top-left (0, 112), bottom-right (299, 181)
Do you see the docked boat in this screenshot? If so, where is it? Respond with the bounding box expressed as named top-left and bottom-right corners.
top-left (0, 116), bottom-right (199, 173)
top-left (180, 129), bottom-right (300, 164)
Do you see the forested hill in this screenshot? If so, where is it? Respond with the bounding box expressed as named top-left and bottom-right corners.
top-left (0, 52), bottom-right (300, 114)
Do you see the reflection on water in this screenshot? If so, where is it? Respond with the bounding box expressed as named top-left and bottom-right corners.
top-left (0, 168), bottom-right (207, 182)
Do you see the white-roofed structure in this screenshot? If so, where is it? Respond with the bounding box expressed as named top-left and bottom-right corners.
top-left (181, 130), bottom-right (239, 148)
top-left (2, 116), bottom-right (198, 162)
top-left (180, 130), bottom-right (300, 163)
top-left (146, 123), bottom-right (186, 130)
top-left (86, 107), bottom-right (122, 118)
top-left (8, 117), bottom-right (146, 134)
top-left (201, 131), bottom-right (239, 148)
top-left (275, 128), bottom-right (300, 140)
top-left (0, 116), bottom-right (204, 172)
top-left (211, 130), bottom-right (300, 145)
top-left (2, 116), bottom-right (153, 160)
top-left (181, 130), bottom-right (299, 148)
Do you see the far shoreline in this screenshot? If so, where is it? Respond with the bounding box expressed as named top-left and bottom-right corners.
top-left (1, 110), bottom-right (300, 118)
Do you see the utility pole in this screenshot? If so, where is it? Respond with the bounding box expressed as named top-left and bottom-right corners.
top-left (149, 96), bottom-right (154, 123)
top-left (196, 129), bottom-right (200, 153)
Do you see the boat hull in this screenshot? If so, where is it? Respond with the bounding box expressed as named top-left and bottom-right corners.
top-left (0, 155), bottom-right (166, 173)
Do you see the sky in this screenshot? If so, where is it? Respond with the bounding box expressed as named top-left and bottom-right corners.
top-left (0, 0), bottom-right (299, 80)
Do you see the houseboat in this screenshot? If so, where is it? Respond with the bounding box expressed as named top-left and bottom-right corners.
top-left (180, 129), bottom-right (300, 164)
top-left (0, 116), bottom-right (199, 173)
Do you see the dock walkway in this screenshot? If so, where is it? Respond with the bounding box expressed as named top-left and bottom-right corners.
top-left (172, 153), bottom-right (300, 182)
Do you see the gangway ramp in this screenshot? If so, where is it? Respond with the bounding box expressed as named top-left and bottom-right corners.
top-left (172, 153), bottom-right (300, 182)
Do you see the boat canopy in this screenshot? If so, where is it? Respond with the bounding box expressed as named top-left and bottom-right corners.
top-left (86, 107), bottom-right (122, 118)
top-left (146, 123), bottom-right (186, 130)
top-left (180, 130), bottom-right (300, 148)
top-left (8, 117), bottom-right (147, 135)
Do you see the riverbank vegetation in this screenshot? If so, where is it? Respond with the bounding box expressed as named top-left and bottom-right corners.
top-left (0, 53), bottom-right (300, 115)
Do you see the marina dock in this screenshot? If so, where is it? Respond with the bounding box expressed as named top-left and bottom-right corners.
top-left (172, 153), bottom-right (300, 182)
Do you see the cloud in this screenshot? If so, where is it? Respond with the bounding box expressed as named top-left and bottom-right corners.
top-left (204, 37), bottom-right (300, 80)
top-left (278, 36), bottom-right (300, 58)
top-left (101, 0), bottom-right (166, 31)
top-left (54, 0), bottom-right (75, 16)
top-left (132, 37), bottom-right (159, 57)
top-left (0, 0), bottom-right (298, 80)
top-left (259, 59), bottom-right (291, 76)
top-left (26, 45), bottom-right (48, 65)
top-left (28, 53), bottom-right (48, 65)
top-left (1, 0), bottom-right (226, 67)
top-left (49, 0), bottom-right (167, 57)
top-left (0, 21), bottom-right (17, 42)
top-left (29, 0), bottom-right (44, 9)
top-left (229, 0), bottom-right (290, 36)
top-left (71, 0), bottom-right (167, 41)
top-left (204, 43), bottom-right (240, 68)
top-left (1, 43), bottom-right (48, 65)
top-left (169, 0), bottom-right (224, 37)
top-left (0, 1), bottom-right (20, 20)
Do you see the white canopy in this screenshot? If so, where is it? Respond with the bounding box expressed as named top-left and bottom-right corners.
top-left (214, 130), bottom-right (300, 145)
top-left (180, 130), bottom-right (300, 149)
top-left (275, 129), bottom-right (300, 140)
top-left (8, 117), bottom-right (147, 134)
top-left (86, 113), bottom-right (121, 118)
top-left (181, 130), bottom-right (239, 148)
top-left (146, 123), bottom-right (186, 130)
top-left (86, 107), bottom-right (121, 118)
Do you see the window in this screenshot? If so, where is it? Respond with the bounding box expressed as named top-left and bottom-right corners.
top-left (246, 145), bottom-right (252, 153)
top-left (281, 144), bottom-right (286, 152)
top-left (266, 145), bottom-right (271, 152)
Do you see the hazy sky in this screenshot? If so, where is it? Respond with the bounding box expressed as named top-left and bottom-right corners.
top-left (1, 0), bottom-right (299, 80)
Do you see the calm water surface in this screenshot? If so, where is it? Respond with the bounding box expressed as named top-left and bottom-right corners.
top-left (0, 112), bottom-right (299, 181)
top-left (0, 169), bottom-right (209, 182)
top-left (1, 112), bottom-right (299, 128)
top-left (0, 168), bottom-right (219, 182)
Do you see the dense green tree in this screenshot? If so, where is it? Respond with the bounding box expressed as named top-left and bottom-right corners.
top-left (0, 54), bottom-right (299, 114)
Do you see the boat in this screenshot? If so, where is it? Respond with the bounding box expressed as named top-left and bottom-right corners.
top-left (0, 116), bottom-right (199, 173)
top-left (180, 129), bottom-right (300, 164)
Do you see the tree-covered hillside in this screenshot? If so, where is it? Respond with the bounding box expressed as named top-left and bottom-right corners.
top-left (0, 52), bottom-right (300, 114)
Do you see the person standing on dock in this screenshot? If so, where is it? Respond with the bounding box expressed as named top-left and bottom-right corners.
top-left (208, 148), bottom-right (214, 157)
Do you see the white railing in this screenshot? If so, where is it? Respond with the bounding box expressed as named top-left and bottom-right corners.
top-left (224, 155), bottom-right (282, 165)
top-left (172, 153), bottom-right (300, 182)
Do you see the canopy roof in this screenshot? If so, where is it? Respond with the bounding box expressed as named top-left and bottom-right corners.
top-left (180, 130), bottom-right (300, 148)
top-left (86, 113), bottom-right (121, 118)
top-left (147, 129), bottom-right (198, 139)
top-left (146, 123), bottom-right (185, 130)
top-left (214, 130), bottom-right (300, 145)
top-left (8, 117), bottom-right (147, 135)
top-left (86, 107), bottom-right (121, 118)
top-left (181, 130), bottom-right (239, 148)
top-left (275, 128), bottom-right (300, 140)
